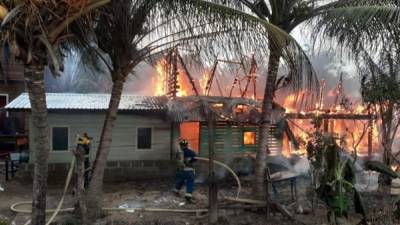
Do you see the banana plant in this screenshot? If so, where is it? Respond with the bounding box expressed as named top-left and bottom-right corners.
top-left (307, 131), bottom-right (367, 225)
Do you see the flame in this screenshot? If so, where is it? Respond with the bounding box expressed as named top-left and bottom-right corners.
top-left (199, 72), bottom-right (209, 95)
top-left (280, 86), bottom-right (380, 157)
top-left (283, 93), bottom-right (298, 113)
top-left (153, 58), bottom-right (191, 97)
top-left (154, 58), bottom-right (168, 96)
top-left (243, 131), bottom-right (256, 145)
top-left (176, 69), bottom-right (190, 97)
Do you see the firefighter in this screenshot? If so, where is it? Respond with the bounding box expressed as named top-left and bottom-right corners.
top-left (77, 132), bottom-right (92, 188)
top-left (173, 139), bottom-right (197, 203)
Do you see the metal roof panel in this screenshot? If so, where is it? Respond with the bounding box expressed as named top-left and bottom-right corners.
top-left (6, 93), bottom-right (167, 111)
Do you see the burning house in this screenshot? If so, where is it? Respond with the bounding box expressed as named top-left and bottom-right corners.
top-left (5, 92), bottom-right (299, 181)
top-left (4, 49), bottom-right (301, 181)
top-left (5, 48), bottom-right (381, 182)
top-left (280, 76), bottom-right (379, 158)
top-left (168, 96), bottom-right (296, 157)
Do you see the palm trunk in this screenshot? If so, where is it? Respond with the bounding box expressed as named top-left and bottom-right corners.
top-left (26, 67), bottom-right (50, 225)
top-left (382, 105), bottom-right (394, 166)
top-left (73, 144), bottom-right (88, 224)
top-left (86, 74), bottom-right (125, 223)
top-left (253, 45), bottom-right (282, 199)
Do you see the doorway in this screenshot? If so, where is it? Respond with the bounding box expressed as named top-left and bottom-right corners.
top-left (179, 122), bottom-right (200, 153)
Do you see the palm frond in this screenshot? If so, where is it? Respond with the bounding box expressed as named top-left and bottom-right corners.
top-left (311, 3), bottom-right (400, 58)
top-left (69, 0), bottom-right (318, 95)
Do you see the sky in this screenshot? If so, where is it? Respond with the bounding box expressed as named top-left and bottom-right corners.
top-left (291, 24), bottom-right (361, 99)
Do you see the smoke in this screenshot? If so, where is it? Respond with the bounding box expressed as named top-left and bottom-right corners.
top-left (45, 52), bottom-right (112, 93)
top-left (266, 155), bottom-right (310, 175)
top-left (124, 62), bottom-right (156, 95)
top-left (275, 49), bottom-right (361, 107)
top-left (292, 157), bottom-right (310, 175)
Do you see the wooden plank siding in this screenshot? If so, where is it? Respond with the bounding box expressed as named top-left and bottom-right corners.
top-left (29, 112), bottom-right (172, 163)
top-left (1, 63), bottom-right (25, 81)
top-left (0, 82), bottom-right (26, 101)
top-left (199, 122), bottom-right (259, 157)
top-left (0, 77), bottom-right (27, 133)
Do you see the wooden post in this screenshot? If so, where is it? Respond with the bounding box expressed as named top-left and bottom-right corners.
top-left (5, 160), bottom-right (9, 181)
top-left (207, 108), bottom-right (218, 224)
top-left (323, 119), bottom-right (329, 133)
top-left (265, 167), bottom-right (271, 218)
top-left (368, 119), bottom-right (373, 159)
top-left (170, 122), bottom-right (180, 160)
top-left (11, 160), bottom-right (14, 177)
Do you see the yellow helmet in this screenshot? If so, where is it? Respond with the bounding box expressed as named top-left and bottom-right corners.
top-left (179, 139), bottom-right (188, 147)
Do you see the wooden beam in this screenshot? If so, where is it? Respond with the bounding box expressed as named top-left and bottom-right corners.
top-left (368, 119), bottom-right (373, 159)
top-left (285, 113), bottom-right (376, 120)
top-left (177, 52), bottom-right (199, 96)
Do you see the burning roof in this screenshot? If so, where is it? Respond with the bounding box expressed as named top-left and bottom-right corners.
top-left (7, 93), bottom-right (285, 125)
top-left (167, 96), bottom-right (285, 124)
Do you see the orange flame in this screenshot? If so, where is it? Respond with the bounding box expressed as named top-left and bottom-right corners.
top-left (283, 93), bottom-right (297, 113)
top-left (154, 58), bottom-right (168, 96)
top-left (153, 58), bottom-right (192, 97)
top-left (199, 72), bottom-right (209, 95)
top-left (243, 131), bottom-right (256, 145)
top-left (176, 69), bottom-right (190, 97)
top-left (281, 86), bottom-right (380, 157)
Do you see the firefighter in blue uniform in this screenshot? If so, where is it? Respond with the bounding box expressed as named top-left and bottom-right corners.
top-left (173, 139), bottom-right (197, 203)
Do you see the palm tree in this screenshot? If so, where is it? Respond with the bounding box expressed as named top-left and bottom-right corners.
top-left (312, 3), bottom-right (400, 167)
top-left (70, 0), bottom-right (313, 223)
top-left (45, 52), bottom-right (112, 93)
top-left (212, 0), bottom-right (400, 199)
top-left (360, 45), bottom-right (400, 166)
top-left (0, 1), bottom-right (110, 224)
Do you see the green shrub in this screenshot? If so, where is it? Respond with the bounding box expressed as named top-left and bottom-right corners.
top-left (0, 217), bottom-right (9, 225)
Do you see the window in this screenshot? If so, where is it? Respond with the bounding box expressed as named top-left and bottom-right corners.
top-left (0, 94), bottom-right (8, 117)
top-left (137, 127), bottom-right (152, 150)
top-left (235, 104), bottom-right (249, 113)
top-left (52, 127), bottom-right (69, 151)
top-left (0, 94), bottom-right (8, 108)
top-left (243, 131), bottom-right (256, 146)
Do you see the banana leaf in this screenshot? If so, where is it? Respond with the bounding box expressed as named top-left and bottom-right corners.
top-left (331, 193), bottom-right (351, 216)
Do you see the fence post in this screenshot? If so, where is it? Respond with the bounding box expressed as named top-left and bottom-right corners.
top-left (5, 160), bottom-right (9, 181)
top-left (11, 160), bottom-right (15, 178)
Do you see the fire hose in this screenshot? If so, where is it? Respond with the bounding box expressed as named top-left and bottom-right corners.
top-left (10, 157), bottom-right (243, 224)
top-left (194, 157), bottom-right (242, 198)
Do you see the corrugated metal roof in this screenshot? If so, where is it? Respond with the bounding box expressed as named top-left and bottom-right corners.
top-left (6, 93), bottom-right (167, 111)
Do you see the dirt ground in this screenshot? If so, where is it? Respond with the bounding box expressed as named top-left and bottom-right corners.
top-left (0, 177), bottom-right (398, 225)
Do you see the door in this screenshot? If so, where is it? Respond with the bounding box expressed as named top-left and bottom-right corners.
top-left (179, 122), bottom-right (200, 153)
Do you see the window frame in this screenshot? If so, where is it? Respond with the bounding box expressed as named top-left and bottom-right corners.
top-left (50, 125), bottom-right (70, 152)
top-left (136, 126), bottom-right (153, 151)
top-left (0, 94), bottom-right (9, 117)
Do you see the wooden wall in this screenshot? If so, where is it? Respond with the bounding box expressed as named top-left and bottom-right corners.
top-left (29, 112), bottom-right (172, 163)
top-left (199, 122), bottom-right (259, 157)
